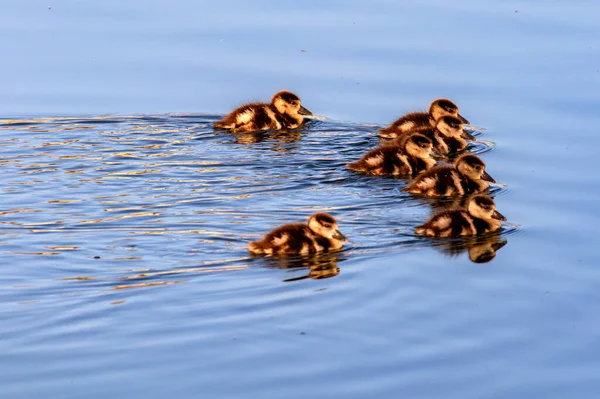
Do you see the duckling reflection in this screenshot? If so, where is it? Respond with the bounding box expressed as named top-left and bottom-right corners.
top-left (254, 251), bottom-right (345, 282)
top-left (429, 231), bottom-right (508, 264)
top-left (232, 129), bottom-right (303, 147)
top-left (378, 98), bottom-right (470, 139)
top-left (248, 213), bottom-right (348, 255)
top-left (415, 194), bottom-right (506, 237)
top-left (404, 154), bottom-right (495, 197)
top-left (395, 116), bottom-right (470, 156)
top-left (214, 90), bottom-right (312, 133)
top-left (347, 133), bottom-right (436, 176)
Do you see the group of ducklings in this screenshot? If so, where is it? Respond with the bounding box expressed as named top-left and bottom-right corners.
top-left (213, 91), bottom-right (508, 257)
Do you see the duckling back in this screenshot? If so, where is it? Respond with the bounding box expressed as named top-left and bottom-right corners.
top-left (249, 224), bottom-right (320, 255)
top-left (378, 112), bottom-right (433, 139)
top-left (213, 103), bottom-right (282, 133)
top-left (248, 223), bottom-right (344, 255)
top-left (347, 145), bottom-right (424, 176)
top-left (396, 126), bottom-right (466, 155)
top-left (395, 127), bottom-right (445, 153)
top-left (415, 209), bottom-right (479, 237)
top-left (403, 165), bottom-right (483, 197)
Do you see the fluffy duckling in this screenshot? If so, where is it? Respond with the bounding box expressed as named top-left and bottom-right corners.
top-left (396, 116), bottom-right (469, 155)
top-left (403, 154), bottom-right (495, 196)
top-left (347, 133), bottom-right (436, 176)
top-left (214, 90), bottom-right (312, 133)
top-left (415, 194), bottom-right (506, 237)
top-left (378, 98), bottom-right (469, 139)
top-left (248, 213), bottom-right (347, 255)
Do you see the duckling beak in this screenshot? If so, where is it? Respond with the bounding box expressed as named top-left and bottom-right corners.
top-left (332, 230), bottom-right (348, 242)
top-left (492, 210), bottom-right (507, 221)
top-left (482, 170), bottom-right (496, 183)
top-left (457, 113), bottom-right (470, 124)
top-left (461, 129), bottom-right (476, 140)
top-left (298, 106), bottom-right (313, 116)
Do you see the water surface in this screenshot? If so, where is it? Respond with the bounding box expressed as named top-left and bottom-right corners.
top-left (2, 1), bottom-right (600, 398)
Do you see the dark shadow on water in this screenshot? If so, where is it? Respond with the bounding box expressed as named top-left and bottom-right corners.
top-left (428, 231), bottom-right (508, 264)
top-left (250, 250), bottom-right (347, 282)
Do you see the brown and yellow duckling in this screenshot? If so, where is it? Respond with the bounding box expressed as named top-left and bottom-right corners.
top-left (403, 154), bottom-right (495, 196)
top-left (378, 98), bottom-right (469, 139)
top-left (214, 90), bottom-right (312, 133)
top-left (415, 194), bottom-right (506, 237)
top-left (396, 115), bottom-right (470, 156)
top-left (248, 213), bottom-right (347, 255)
top-left (347, 133), bottom-right (436, 176)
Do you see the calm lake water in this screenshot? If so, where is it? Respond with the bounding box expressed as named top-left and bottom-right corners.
top-left (2, 1), bottom-right (600, 398)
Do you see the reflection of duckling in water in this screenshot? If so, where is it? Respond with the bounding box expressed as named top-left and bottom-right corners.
top-left (404, 154), bottom-right (495, 196)
top-left (232, 130), bottom-right (303, 147)
top-left (430, 231), bottom-right (507, 264)
top-left (395, 116), bottom-right (471, 155)
top-left (468, 235), bottom-right (507, 263)
top-left (214, 90), bottom-right (312, 133)
top-left (258, 251), bottom-right (344, 282)
top-left (415, 194), bottom-right (506, 237)
top-left (378, 98), bottom-right (470, 139)
top-left (248, 213), bottom-right (348, 255)
top-left (347, 133), bottom-right (436, 176)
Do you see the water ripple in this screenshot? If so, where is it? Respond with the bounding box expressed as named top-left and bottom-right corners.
top-left (0, 115), bottom-right (507, 301)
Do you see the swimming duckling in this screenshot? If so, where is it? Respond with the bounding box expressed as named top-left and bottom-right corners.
top-left (378, 98), bottom-right (469, 139)
top-left (347, 133), bottom-right (436, 176)
top-left (248, 213), bottom-right (347, 255)
top-left (403, 154), bottom-right (495, 196)
top-left (415, 194), bottom-right (506, 237)
top-left (396, 116), bottom-right (469, 155)
top-left (214, 90), bottom-right (312, 133)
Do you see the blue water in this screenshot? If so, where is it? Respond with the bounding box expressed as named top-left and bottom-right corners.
top-left (2, 1), bottom-right (600, 398)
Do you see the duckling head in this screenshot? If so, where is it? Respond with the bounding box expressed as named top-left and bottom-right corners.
top-left (404, 133), bottom-right (434, 159)
top-left (456, 154), bottom-right (495, 183)
top-left (430, 98), bottom-right (469, 124)
top-left (272, 90), bottom-right (312, 117)
top-left (307, 213), bottom-right (348, 242)
top-left (435, 115), bottom-right (465, 139)
top-left (468, 195), bottom-right (506, 221)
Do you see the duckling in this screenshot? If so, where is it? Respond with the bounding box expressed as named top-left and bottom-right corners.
top-left (248, 213), bottom-right (347, 255)
top-left (403, 154), bottom-right (495, 196)
top-left (396, 116), bottom-right (469, 155)
top-left (378, 98), bottom-right (470, 139)
top-left (346, 133), bottom-right (436, 176)
top-left (415, 194), bottom-right (506, 237)
top-left (214, 90), bottom-right (312, 133)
